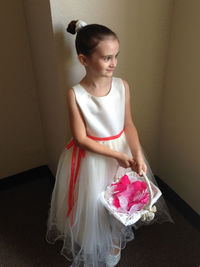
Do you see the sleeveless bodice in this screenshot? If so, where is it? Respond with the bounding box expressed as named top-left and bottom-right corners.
top-left (72, 77), bottom-right (125, 137)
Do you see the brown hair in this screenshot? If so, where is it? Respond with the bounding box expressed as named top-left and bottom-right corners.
top-left (66, 20), bottom-right (118, 57)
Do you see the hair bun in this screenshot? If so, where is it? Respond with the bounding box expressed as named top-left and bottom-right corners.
top-left (66, 20), bottom-right (78, 35)
top-left (67, 20), bottom-right (87, 35)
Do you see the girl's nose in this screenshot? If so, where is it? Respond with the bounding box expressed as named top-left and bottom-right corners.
top-left (110, 58), bottom-right (117, 68)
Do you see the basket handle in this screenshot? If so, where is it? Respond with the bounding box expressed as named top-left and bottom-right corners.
top-left (141, 170), bottom-right (153, 210)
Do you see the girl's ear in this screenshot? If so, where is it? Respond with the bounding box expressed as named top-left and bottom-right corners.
top-left (78, 54), bottom-right (88, 67)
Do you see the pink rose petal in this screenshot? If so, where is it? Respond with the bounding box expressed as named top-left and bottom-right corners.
top-left (111, 175), bottom-right (150, 213)
top-left (120, 175), bottom-right (130, 185)
top-left (113, 196), bottom-right (120, 208)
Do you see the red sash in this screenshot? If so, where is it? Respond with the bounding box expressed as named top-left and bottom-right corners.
top-left (65, 128), bottom-right (124, 226)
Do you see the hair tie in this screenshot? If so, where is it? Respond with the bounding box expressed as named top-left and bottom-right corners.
top-left (75, 20), bottom-right (87, 33)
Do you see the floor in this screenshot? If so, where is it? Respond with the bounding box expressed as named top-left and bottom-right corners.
top-left (0, 171), bottom-right (199, 267)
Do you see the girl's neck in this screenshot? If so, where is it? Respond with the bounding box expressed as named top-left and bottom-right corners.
top-left (80, 75), bottom-right (112, 90)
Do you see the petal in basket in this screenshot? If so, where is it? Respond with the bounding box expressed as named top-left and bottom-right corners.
top-left (111, 174), bottom-right (150, 213)
top-left (99, 171), bottom-right (162, 226)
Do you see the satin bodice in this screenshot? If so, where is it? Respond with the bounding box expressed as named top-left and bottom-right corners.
top-left (72, 77), bottom-right (125, 137)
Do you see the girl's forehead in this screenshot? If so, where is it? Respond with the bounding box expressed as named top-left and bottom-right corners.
top-left (95, 38), bottom-right (119, 55)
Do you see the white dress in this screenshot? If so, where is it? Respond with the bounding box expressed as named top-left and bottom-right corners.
top-left (46, 77), bottom-right (174, 267)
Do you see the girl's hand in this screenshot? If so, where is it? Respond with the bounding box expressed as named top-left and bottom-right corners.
top-left (117, 152), bottom-right (134, 168)
top-left (131, 153), bottom-right (147, 176)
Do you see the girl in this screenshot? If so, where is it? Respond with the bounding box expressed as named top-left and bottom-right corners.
top-left (46, 20), bottom-right (174, 267)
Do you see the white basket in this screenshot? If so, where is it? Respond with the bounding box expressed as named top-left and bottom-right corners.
top-left (99, 170), bottom-right (162, 226)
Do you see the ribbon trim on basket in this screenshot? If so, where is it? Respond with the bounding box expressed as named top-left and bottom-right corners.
top-left (65, 128), bottom-right (124, 226)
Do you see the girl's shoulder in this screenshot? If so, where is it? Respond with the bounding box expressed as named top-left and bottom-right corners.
top-left (113, 76), bottom-right (128, 84)
top-left (113, 76), bottom-right (130, 92)
top-left (119, 76), bottom-right (129, 84)
top-left (67, 82), bottom-right (83, 98)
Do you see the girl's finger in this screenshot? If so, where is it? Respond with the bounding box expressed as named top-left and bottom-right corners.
top-left (129, 159), bottom-right (134, 165)
top-left (143, 164), bottom-right (147, 173)
top-left (138, 164), bottom-right (143, 176)
top-left (131, 164), bottom-right (137, 172)
top-left (144, 166), bottom-right (147, 174)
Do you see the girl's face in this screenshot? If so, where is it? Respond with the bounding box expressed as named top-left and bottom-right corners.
top-left (84, 37), bottom-right (120, 78)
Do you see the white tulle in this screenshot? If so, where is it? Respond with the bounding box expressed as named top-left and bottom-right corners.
top-left (46, 132), bottom-right (174, 266)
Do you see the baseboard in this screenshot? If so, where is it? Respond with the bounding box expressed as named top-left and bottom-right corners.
top-left (154, 175), bottom-right (200, 231)
top-left (0, 166), bottom-right (199, 231)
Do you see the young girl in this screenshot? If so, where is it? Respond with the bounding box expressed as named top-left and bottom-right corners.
top-left (46, 20), bottom-right (174, 267)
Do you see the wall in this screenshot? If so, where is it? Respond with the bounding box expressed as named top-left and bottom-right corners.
top-left (23, 0), bottom-right (66, 175)
top-left (0, 1), bottom-right (46, 179)
top-left (158, 0), bottom-right (200, 215)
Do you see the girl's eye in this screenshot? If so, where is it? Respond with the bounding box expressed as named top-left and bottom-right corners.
top-left (104, 56), bottom-right (111, 61)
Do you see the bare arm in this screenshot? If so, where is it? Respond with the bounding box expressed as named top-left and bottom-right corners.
top-left (67, 88), bottom-right (134, 168)
top-left (122, 79), bottom-right (147, 174)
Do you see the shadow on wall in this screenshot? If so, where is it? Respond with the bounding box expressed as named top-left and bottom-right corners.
top-left (53, 27), bottom-right (86, 141)
top-left (54, 29), bottom-right (73, 140)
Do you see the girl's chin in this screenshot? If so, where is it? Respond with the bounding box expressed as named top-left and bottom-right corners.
top-left (104, 74), bottom-right (113, 78)
top-left (105, 71), bottom-right (113, 76)
top-left (97, 72), bottom-right (113, 78)
top-left (106, 70), bottom-right (114, 73)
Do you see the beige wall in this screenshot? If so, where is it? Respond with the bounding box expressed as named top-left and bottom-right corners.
top-left (158, 0), bottom-right (200, 214)
top-left (124, 1), bottom-right (174, 172)
top-left (0, 1), bottom-right (46, 179)
top-left (23, 0), bottom-right (66, 175)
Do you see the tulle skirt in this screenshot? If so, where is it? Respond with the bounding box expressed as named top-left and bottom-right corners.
top-left (46, 132), bottom-right (174, 266)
